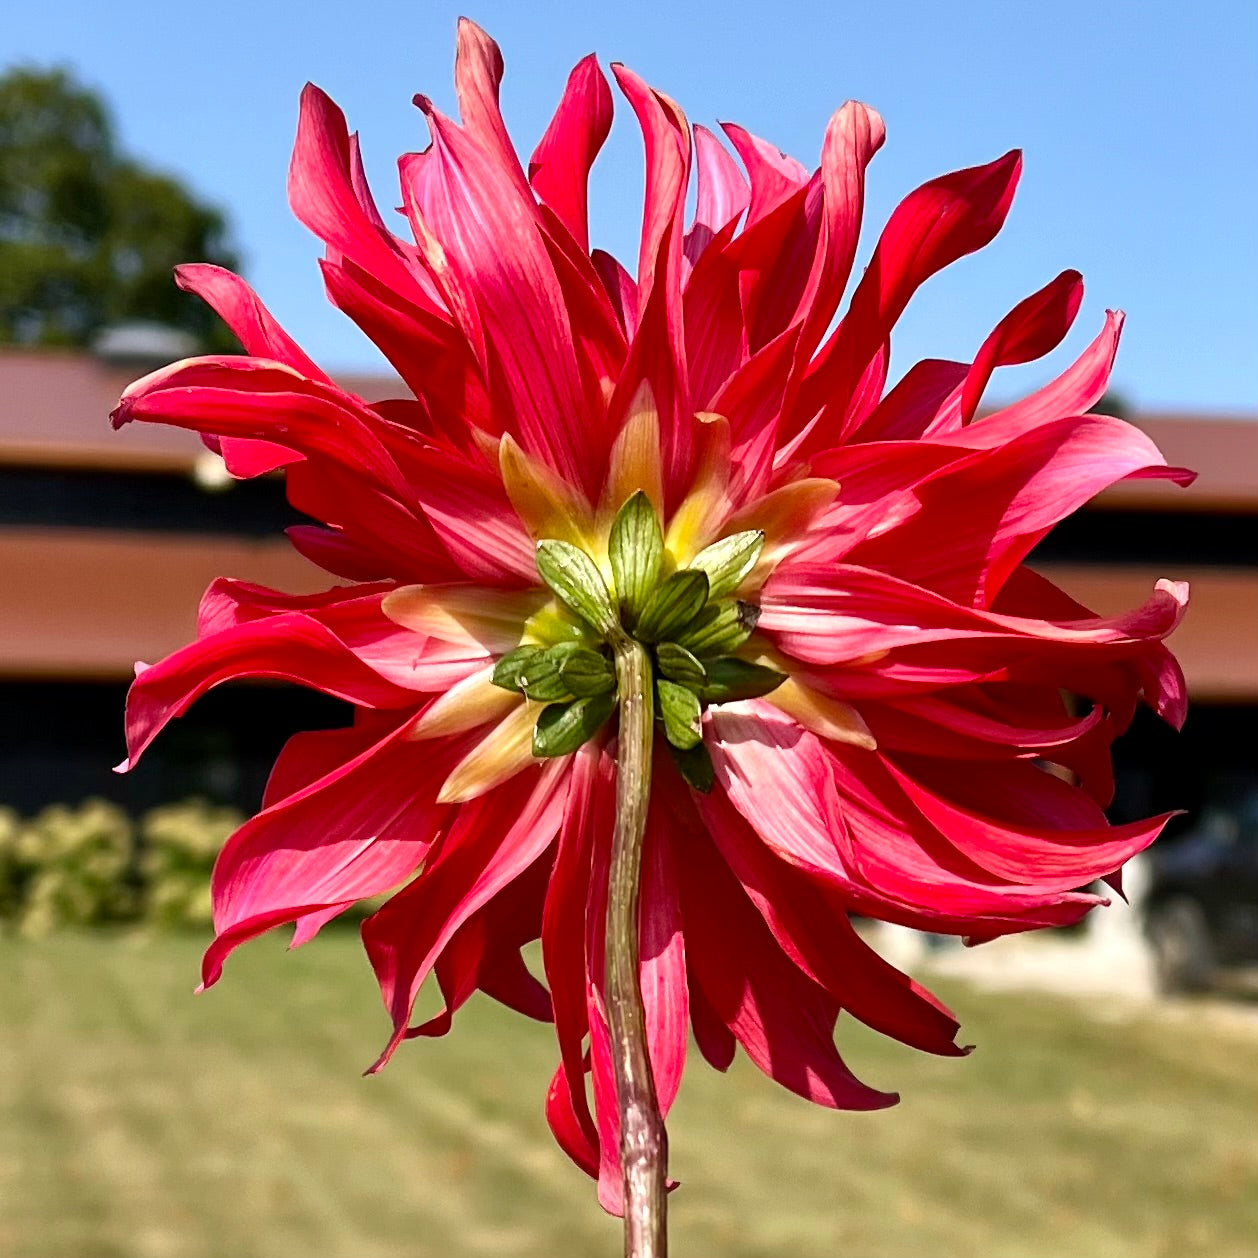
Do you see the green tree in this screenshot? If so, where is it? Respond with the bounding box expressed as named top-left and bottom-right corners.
top-left (0, 66), bottom-right (239, 350)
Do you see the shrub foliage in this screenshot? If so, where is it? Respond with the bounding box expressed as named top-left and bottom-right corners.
top-left (0, 798), bottom-right (240, 935)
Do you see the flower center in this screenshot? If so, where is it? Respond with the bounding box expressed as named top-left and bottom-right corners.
top-left (490, 491), bottom-right (785, 788)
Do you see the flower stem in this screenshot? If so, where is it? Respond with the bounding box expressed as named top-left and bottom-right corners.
top-left (607, 634), bottom-right (668, 1257)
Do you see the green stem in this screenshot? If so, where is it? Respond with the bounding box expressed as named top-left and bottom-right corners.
top-left (607, 634), bottom-right (668, 1258)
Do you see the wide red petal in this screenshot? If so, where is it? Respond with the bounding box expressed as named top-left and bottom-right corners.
top-left (121, 612), bottom-right (418, 768)
top-left (407, 98), bottom-right (597, 494)
top-left (201, 715), bottom-right (451, 987)
top-left (673, 793), bottom-right (897, 1111)
top-left (790, 150), bottom-right (1022, 451)
top-left (529, 54), bottom-right (613, 253)
top-left (363, 760), bottom-right (570, 1072)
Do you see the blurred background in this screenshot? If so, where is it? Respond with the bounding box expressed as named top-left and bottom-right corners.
top-left (1, 2), bottom-right (1255, 1255)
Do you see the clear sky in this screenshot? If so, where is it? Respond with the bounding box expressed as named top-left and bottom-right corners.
top-left (6, 0), bottom-right (1256, 413)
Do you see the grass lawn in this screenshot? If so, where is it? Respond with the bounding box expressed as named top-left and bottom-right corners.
top-left (1, 932), bottom-right (1255, 1258)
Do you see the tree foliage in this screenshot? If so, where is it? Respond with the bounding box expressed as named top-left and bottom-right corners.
top-left (0, 66), bottom-right (240, 350)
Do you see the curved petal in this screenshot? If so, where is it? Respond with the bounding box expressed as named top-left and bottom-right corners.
top-left (761, 562), bottom-right (1187, 669)
top-left (121, 612), bottom-right (420, 769)
top-left (407, 97), bottom-right (596, 493)
top-left (789, 150), bottom-right (1022, 452)
top-left (201, 714), bottom-right (453, 987)
top-left (363, 759), bottom-right (571, 1071)
top-left (529, 54), bottom-right (613, 253)
top-left (672, 787), bottom-right (897, 1111)
top-left (692, 775), bottom-right (964, 1056)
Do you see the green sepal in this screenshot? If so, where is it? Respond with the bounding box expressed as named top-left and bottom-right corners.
top-left (657, 679), bottom-right (703, 750)
top-left (491, 645), bottom-right (542, 693)
top-left (670, 741), bottom-right (715, 793)
top-left (654, 642), bottom-right (707, 690)
top-left (517, 641), bottom-right (582, 702)
top-left (532, 692), bottom-right (616, 758)
top-left (698, 657), bottom-right (787, 703)
top-left (535, 540), bottom-right (617, 636)
top-left (560, 647), bottom-right (617, 697)
top-left (608, 491), bottom-right (664, 623)
top-left (688, 530), bottom-right (764, 599)
top-left (634, 569), bottom-right (709, 643)
top-left (675, 599), bottom-right (760, 657)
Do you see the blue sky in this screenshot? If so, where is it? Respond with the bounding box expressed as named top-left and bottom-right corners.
top-left (6, 0), bottom-right (1256, 412)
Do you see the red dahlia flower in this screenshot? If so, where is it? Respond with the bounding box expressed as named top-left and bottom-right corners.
top-left (113, 18), bottom-right (1191, 1216)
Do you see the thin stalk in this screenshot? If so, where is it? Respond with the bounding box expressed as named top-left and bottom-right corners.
top-left (606, 634), bottom-right (667, 1257)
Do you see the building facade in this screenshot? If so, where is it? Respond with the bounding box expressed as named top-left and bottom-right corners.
top-left (2, 344), bottom-right (1255, 825)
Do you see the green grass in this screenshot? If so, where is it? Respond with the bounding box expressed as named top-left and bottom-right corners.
top-left (1, 933), bottom-right (1254, 1258)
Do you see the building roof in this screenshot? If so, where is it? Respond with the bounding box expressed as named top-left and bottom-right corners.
top-left (2, 344), bottom-right (1255, 509)
top-left (0, 345), bottom-right (400, 473)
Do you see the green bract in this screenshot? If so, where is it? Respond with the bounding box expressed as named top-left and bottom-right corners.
top-left (608, 491), bottom-right (664, 623)
top-left (515, 496), bottom-right (782, 786)
top-left (536, 539), bottom-right (617, 636)
top-left (688, 530), bottom-right (764, 600)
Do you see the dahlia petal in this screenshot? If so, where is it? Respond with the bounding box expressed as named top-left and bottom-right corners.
top-left (171, 268), bottom-right (324, 477)
top-left (681, 217), bottom-right (745, 407)
top-left (499, 432), bottom-right (596, 546)
top-left (956, 269), bottom-right (1083, 427)
top-left (639, 778), bottom-right (689, 1117)
top-left (363, 759), bottom-right (570, 1072)
top-left (175, 264), bottom-right (330, 383)
top-left (284, 524), bottom-right (393, 582)
top-left (856, 359), bottom-right (969, 443)
top-left (454, 18), bottom-right (528, 194)
top-left (121, 613), bottom-right (417, 769)
top-left (410, 664), bottom-right (520, 740)
top-left (687, 981), bottom-right (736, 1072)
top-left (382, 584), bottom-right (545, 652)
top-left (862, 689), bottom-right (1102, 758)
top-left (546, 1063), bottom-right (600, 1177)
top-left (725, 176), bottom-right (821, 355)
top-left (261, 714), bottom-right (397, 809)
top-left (761, 563), bottom-right (1187, 668)
top-left (760, 674), bottom-right (877, 749)
top-left (580, 824), bottom-right (622, 1213)
top-left (395, 446), bottom-right (539, 584)
top-left (408, 97), bottom-right (596, 493)
top-left (600, 382), bottom-right (665, 522)
top-left (685, 124), bottom-right (749, 262)
top-left (542, 743), bottom-right (614, 1165)
top-left (711, 329), bottom-right (802, 504)
top-left (113, 357), bottom-right (413, 498)
top-left (587, 980), bottom-right (623, 1214)
top-left (721, 122), bottom-right (810, 225)
top-left (961, 310), bottom-right (1123, 441)
top-left (707, 702), bottom-right (1105, 933)
top-left (884, 757), bottom-right (1174, 889)
top-left (195, 576), bottom-right (392, 639)
top-left (806, 102), bottom-right (886, 346)
top-left (289, 84), bottom-right (431, 306)
top-left (437, 701), bottom-right (541, 804)
top-left (410, 852), bottom-right (553, 1036)
top-left (196, 578), bottom-right (493, 696)
top-left (791, 150), bottom-right (1022, 451)
top-left (611, 66), bottom-right (693, 502)
top-left (284, 459), bottom-right (459, 583)
top-left (614, 66), bottom-right (690, 311)
top-left (529, 54), bottom-right (613, 253)
top-left (318, 257), bottom-right (491, 439)
top-left (591, 249), bottom-right (640, 340)
top-left (673, 799), bottom-right (896, 1110)
top-left (693, 781), bottom-right (964, 1056)
top-left (201, 716), bottom-right (453, 988)
top-left (850, 413), bottom-right (1194, 604)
